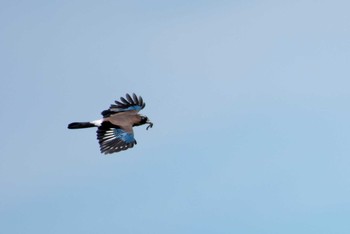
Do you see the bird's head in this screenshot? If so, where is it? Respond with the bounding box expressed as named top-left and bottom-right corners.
top-left (135, 115), bottom-right (153, 130)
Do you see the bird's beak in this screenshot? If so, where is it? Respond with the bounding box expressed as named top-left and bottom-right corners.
top-left (146, 120), bottom-right (153, 130)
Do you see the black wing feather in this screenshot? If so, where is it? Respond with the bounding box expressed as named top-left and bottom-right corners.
top-left (101, 93), bottom-right (146, 117)
top-left (97, 126), bottom-right (136, 154)
top-left (126, 94), bottom-right (134, 104)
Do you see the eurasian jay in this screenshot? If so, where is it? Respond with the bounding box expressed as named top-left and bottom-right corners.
top-left (68, 93), bottom-right (153, 154)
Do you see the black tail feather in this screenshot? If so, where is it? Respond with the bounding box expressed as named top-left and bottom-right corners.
top-left (68, 122), bottom-right (95, 129)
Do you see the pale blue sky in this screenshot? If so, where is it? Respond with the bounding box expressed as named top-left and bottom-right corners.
top-left (1, 0), bottom-right (350, 233)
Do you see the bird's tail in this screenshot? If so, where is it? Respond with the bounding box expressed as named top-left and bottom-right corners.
top-left (68, 122), bottom-right (96, 129)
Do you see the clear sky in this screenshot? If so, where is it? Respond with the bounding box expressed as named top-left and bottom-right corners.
top-left (1, 0), bottom-right (350, 233)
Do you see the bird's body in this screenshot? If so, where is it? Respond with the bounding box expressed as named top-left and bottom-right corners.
top-left (107, 110), bottom-right (141, 128)
top-left (68, 93), bottom-right (153, 154)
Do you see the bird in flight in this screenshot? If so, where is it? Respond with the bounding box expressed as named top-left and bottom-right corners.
top-left (68, 93), bottom-right (153, 154)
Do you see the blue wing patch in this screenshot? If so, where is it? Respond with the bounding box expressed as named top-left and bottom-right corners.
top-left (113, 128), bottom-right (135, 143)
top-left (97, 127), bottom-right (136, 154)
top-left (120, 106), bottom-right (143, 112)
top-left (101, 93), bottom-right (146, 117)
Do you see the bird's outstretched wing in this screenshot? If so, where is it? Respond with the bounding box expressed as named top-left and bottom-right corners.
top-left (97, 126), bottom-right (137, 154)
top-left (101, 93), bottom-right (145, 117)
